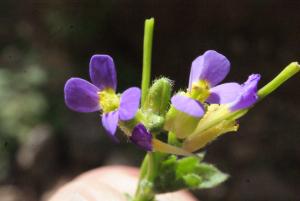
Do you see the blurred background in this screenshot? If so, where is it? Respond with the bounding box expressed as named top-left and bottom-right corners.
top-left (0, 0), bottom-right (299, 200)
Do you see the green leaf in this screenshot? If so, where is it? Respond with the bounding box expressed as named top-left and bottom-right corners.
top-left (176, 156), bottom-right (199, 178)
top-left (196, 163), bottom-right (229, 188)
top-left (183, 173), bottom-right (202, 187)
top-left (154, 154), bottom-right (228, 193)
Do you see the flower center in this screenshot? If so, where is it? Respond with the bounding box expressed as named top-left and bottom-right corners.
top-left (98, 88), bottom-right (120, 113)
top-left (190, 80), bottom-right (210, 102)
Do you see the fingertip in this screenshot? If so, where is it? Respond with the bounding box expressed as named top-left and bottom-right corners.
top-left (157, 190), bottom-right (199, 201)
top-left (49, 179), bottom-right (126, 201)
top-left (48, 166), bottom-right (199, 201)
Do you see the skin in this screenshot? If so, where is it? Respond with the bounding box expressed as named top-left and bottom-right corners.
top-left (49, 166), bottom-right (199, 201)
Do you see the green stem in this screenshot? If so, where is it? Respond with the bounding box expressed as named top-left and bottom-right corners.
top-left (258, 62), bottom-right (300, 100)
top-left (134, 154), bottom-right (149, 197)
top-left (141, 18), bottom-right (155, 106)
top-left (133, 18), bottom-right (156, 201)
top-left (145, 152), bottom-right (156, 181)
top-left (133, 153), bottom-right (156, 201)
top-left (168, 131), bottom-right (180, 146)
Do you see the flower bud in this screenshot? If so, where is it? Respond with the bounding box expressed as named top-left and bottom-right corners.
top-left (145, 113), bottom-right (165, 132)
top-left (143, 77), bottom-right (172, 115)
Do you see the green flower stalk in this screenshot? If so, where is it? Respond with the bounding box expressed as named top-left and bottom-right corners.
top-left (132, 18), bottom-right (157, 201)
top-left (258, 62), bottom-right (300, 100)
top-left (141, 18), bottom-right (155, 106)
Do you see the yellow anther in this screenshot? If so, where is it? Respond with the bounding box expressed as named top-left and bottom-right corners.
top-left (190, 80), bottom-right (210, 102)
top-left (98, 88), bottom-right (120, 113)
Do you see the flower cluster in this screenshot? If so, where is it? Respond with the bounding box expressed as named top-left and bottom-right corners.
top-left (64, 50), bottom-right (260, 154)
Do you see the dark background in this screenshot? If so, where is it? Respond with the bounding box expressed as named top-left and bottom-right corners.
top-left (0, 1), bottom-right (299, 201)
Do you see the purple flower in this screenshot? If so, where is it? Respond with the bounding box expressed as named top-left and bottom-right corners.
top-left (172, 50), bottom-right (247, 117)
top-left (171, 95), bottom-right (205, 117)
top-left (229, 74), bottom-right (261, 111)
top-left (64, 55), bottom-right (141, 137)
top-left (130, 124), bottom-right (153, 151)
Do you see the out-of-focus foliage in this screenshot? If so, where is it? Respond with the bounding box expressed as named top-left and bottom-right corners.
top-left (0, 65), bottom-right (47, 179)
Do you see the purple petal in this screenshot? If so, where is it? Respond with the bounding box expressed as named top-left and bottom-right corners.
top-left (229, 74), bottom-right (261, 111)
top-left (119, 87), bottom-right (141, 121)
top-left (130, 124), bottom-right (152, 151)
top-left (89, 55), bottom-right (117, 91)
top-left (101, 111), bottom-right (119, 136)
top-left (207, 82), bottom-right (242, 104)
top-left (171, 95), bottom-right (204, 117)
top-left (188, 50), bottom-right (230, 89)
top-left (64, 78), bottom-right (100, 113)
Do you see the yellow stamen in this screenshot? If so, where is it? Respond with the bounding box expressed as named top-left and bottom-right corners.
top-left (98, 88), bottom-right (120, 113)
top-left (190, 80), bottom-right (210, 102)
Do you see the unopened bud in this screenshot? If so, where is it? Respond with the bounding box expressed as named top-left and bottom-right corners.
top-left (143, 77), bottom-right (172, 115)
